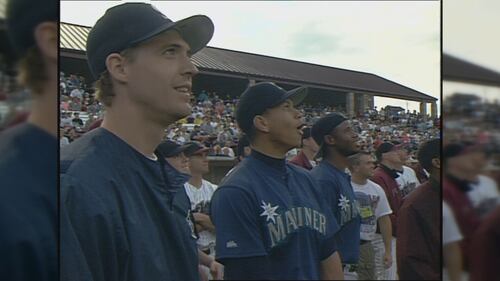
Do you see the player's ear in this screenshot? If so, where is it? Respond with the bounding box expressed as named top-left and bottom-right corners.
top-left (431, 158), bottom-right (440, 170)
top-left (324, 134), bottom-right (336, 146)
top-left (106, 53), bottom-right (129, 83)
top-left (34, 21), bottom-right (57, 63)
top-left (253, 115), bottom-right (270, 133)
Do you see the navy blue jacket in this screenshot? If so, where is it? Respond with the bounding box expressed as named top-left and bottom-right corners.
top-left (0, 124), bottom-right (57, 281)
top-left (211, 150), bottom-right (339, 279)
top-left (61, 128), bottom-right (198, 281)
top-left (310, 160), bottom-right (361, 264)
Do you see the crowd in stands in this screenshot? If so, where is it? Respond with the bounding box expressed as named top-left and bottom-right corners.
top-left (59, 73), bottom-right (440, 162)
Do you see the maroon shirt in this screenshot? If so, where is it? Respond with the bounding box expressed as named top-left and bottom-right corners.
top-left (396, 180), bottom-right (440, 280)
top-left (289, 150), bottom-right (314, 170)
top-left (469, 206), bottom-right (500, 281)
top-left (371, 166), bottom-right (402, 237)
top-left (443, 176), bottom-right (481, 268)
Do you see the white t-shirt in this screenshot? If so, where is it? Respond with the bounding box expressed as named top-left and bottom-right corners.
top-left (467, 174), bottom-right (500, 218)
top-left (396, 166), bottom-right (421, 199)
top-left (184, 179), bottom-right (217, 250)
top-left (352, 180), bottom-right (393, 241)
top-left (442, 201), bottom-right (462, 245)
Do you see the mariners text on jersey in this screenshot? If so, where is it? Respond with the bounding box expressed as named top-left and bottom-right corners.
top-left (265, 204), bottom-right (328, 247)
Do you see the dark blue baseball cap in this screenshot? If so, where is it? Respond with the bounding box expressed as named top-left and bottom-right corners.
top-left (235, 82), bottom-right (308, 134)
top-left (311, 112), bottom-right (348, 146)
top-left (86, 2), bottom-right (214, 79)
top-left (6, 0), bottom-right (58, 56)
top-left (157, 140), bottom-right (191, 158)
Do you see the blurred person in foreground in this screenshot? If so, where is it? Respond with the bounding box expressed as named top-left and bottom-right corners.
top-left (289, 126), bottom-right (319, 170)
top-left (443, 201), bottom-right (463, 281)
top-left (348, 152), bottom-right (393, 280)
top-left (443, 142), bottom-right (500, 271)
top-left (0, 0), bottom-right (57, 280)
top-left (469, 206), bottom-right (500, 281)
top-left (60, 3), bottom-right (214, 281)
top-left (397, 139), bottom-right (441, 280)
top-left (210, 82), bottom-right (343, 280)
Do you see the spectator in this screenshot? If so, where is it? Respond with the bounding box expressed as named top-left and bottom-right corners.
top-left (397, 138), bottom-right (440, 280)
top-left (370, 142), bottom-right (405, 280)
top-left (349, 152), bottom-right (393, 280)
top-left (289, 127), bottom-right (319, 170)
top-left (183, 142), bottom-right (218, 280)
top-left (71, 112), bottom-right (84, 127)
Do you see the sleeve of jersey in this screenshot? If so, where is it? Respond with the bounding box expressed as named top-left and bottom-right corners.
top-left (210, 186), bottom-right (267, 260)
top-left (61, 175), bottom-right (128, 281)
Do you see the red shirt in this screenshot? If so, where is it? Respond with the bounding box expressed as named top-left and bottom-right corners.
top-left (443, 176), bottom-right (481, 268)
top-left (396, 180), bottom-right (440, 280)
top-left (289, 150), bottom-right (314, 170)
top-left (469, 206), bottom-right (500, 281)
top-left (371, 166), bottom-right (402, 237)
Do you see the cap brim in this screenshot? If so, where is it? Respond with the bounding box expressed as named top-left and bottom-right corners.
top-left (191, 147), bottom-right (210, 155)
top-left (164, 143), bottom-right (192, 157)
top-left (129, 15), bottom-right (214, 54)
top-left (271, 86), bottom-right (308, 108)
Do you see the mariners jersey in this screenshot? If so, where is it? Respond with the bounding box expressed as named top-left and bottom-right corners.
top-left (310, 161), bottom-right (361, 264)
top-left (60, 128), bottom-right (198, 281)
top-left (0, 123), bottom-right (57, 281)
top-left (211, 150), bottom-right (339, 279)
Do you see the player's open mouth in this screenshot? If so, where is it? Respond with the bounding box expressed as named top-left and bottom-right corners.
top-left (174, 85), bottom-right (192, 94)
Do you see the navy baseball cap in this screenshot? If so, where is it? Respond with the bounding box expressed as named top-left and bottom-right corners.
top-left (184, 141), bottom-right (210, 156)
top-left (86, 2), bottom-right (214, 78)
top-left (311, 113), bottom-right (348, 146)
top-left (6, 0), bottom-right (58, 55)
top-left (235, 82), bottom-right (308, 134)
top-left (157, 140), bottom-right (191, 158)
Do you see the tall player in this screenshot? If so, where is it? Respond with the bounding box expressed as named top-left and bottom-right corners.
top-left (60, 3), bottom-right (214, 281)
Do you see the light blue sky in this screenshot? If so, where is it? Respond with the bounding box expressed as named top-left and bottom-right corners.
top-left (61, 1), bottom-right (440, 113)
top-left (444, 0), bottom-right (500, 102)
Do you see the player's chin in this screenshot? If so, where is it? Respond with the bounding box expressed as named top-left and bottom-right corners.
top-left (175, 103), bottom-right (192, 118)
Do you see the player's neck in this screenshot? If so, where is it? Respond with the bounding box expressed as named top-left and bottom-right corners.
top-left (380, 161), bottom-right (399, 171)
top-left (351, 174), bottom-right (368, 185)
top-left (251, 137), bottom-right (288, 159)
top-left (101, 104), bottom-right (166, 159)
top-left (324, 150), bottom-right (349, 171)
top-left (28, 79), bottom-right (57, 137)
top-left (188, 175), bottom-right (203, 188)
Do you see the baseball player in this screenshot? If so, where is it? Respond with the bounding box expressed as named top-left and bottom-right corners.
top-left (156, 140), bottom-right (224, 280)
top-left (310, 113), bottom-right (362, 279)
top-left (210, 82), bottom-right (343, 280)
top-left (60, 3), bottom-right (214, 281)
top-left (0, 0), bottom-right (57, 280)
